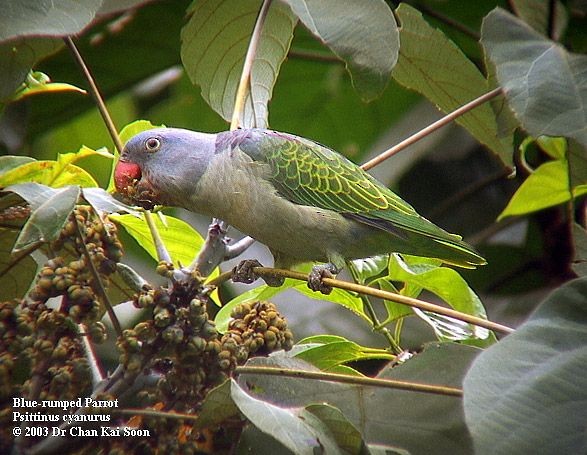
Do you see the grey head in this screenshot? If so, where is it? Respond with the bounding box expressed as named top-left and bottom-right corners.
top-left (117, 127), bottom-right (217, 208)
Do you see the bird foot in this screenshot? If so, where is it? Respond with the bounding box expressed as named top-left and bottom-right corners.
top-left (308, 263), bottom-right (339, 295)
top-left (232, 259), bottom-right (284, 287)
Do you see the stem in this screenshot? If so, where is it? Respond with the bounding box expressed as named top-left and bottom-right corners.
top-left (74, 217), bottom-right (122, 337)
top-left (361, 87), bottom-right (503, 171)
top-left (347, 262), bottom-right (402, 353)
top-left (235, 266), bottom-right (514, 334)
top-left (235, 366), bottom-right (463, 397)
top-left (64, 37), bottom-right (124, 154)
top-left (230, 0), bottom-right (273, 130)
top-left (144, 210), bottom-right (172, 263)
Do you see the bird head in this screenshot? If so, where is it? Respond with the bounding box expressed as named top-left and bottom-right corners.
top-left (114, 127), bottom-right (216, 209)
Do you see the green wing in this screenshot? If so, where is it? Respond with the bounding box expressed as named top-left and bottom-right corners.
top-left (238, 129), bottom-right (463, 244)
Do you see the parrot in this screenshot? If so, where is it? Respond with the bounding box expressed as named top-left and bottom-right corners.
top-left (114, 127), bottom-right (486, 293)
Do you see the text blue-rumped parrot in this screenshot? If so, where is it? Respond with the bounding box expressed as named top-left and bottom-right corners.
top-left (114, 128), bottom-right (486, 293)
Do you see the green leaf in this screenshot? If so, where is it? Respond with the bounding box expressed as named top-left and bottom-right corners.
top-left (387, 255), bottom-right (491, 342)
top-left (0, 38), bottom-right (62, 101)
top-left (393, 3), bottom-right (512, 166)
top-left (230, 379), bottom-right (336, 455)
top-left (536, 136), bottom-right (567, 160)
top-left (194, 379), bottom-right (240, 428)
top-left (375, 278), bottom-right (411, 323)
top-left (13, 185), bottom-right (80, 252)
top-left (81, 188), bottom-right (140, 217)
top-left (482, 8), bottom-right (587, 148)
top-left (0, 156), bottom-right (35, 174)
top-left (4, 182), bottom-right (58, 210)
top-left (498, 160), bottom-right (572, 220)
top-left (119, 119), bottom-right (162, 146)
top-left (181, 0), bottom-right (297, 128)
top-left (351, 255), bottom-right (389, 283)
top-left (0, 145), bottom-right (112, 188)
top-left (295, 335), bottom-right (393, 372)
top-left (239, 344), bottom-right (480, 455)
top-left (109, 213), bottom-right (204, 267)
top-left (0, 228), bottom-right (38, 299)
top-left (290, 281), bottom-right (369, 323)
top-left (11, 71), bottom-right (86, 101)
top-left (463, 277), bottom-right (587, 455)
top-left (283, 0), bottom-right (399, 101)
top-left (304, 403), bottom-right (368, 455)
top-left (0, 0), bottom-right (102, 41)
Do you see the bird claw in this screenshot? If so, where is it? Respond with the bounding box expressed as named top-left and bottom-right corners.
top-left (232, 259), bottom-right (284, 287)
top-left (307, 264), bottom-right (338, 295)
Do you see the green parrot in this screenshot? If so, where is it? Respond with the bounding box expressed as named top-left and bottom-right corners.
top-left (114, 128), bottom-right (485, 292)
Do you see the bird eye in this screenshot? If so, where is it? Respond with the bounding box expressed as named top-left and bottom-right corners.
top-left (145, 137), bottom-right (161, 152)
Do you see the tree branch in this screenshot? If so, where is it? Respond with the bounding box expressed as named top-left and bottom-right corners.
top-left (235, 366), bottom-right (463, 396)
top-left (208, 266), bottom-right (515, 335)
top-left (361, 87), bottom-right (504, 171)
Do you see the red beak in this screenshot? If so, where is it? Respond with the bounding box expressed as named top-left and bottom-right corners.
top-left (114, 160), bottom-right (142, 193)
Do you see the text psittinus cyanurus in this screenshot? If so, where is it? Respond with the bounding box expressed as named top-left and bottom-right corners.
top-left (114, 128), bottom-right (485, 292)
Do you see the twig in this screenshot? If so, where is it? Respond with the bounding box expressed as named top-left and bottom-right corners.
top-left (143, 210), bottom-right (172, 263)
top-left (235, 366), bottom-right (463, 396)
top-left (64, 37), bottom-right (124, 154)
top-left (74, 217), bottom-right (122, 337)
top-left (361, 87), bottom-right (503, 171)
top-left (210, 266), bottom-right (514, 334)
top-left (230, 0), bottom-right (273, 130)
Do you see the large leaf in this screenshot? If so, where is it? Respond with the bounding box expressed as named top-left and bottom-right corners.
top-left (392, 4), bottom-right (512, 166)
top-left (181, 0), bottom-right (297, 128)
top-left (463, 277), bottom-right (587, 455)
top-left (498, 159), bottom-right (575, 220)
top-left (10, 185), bottom-right (80, 252)
top-left (0, 145), bottom-right (112, 188)
top-left (0, 0), bottom-right (102, 100)
top-left (0, 0), bottom-right (101, 41)
top-left (282, 0), bottom-right (398, 101)
top-left (231, 379), bottom-right (342, 454)
top-left (239, 343), bottom-right (480, 455)
top-left (386, 255), bottom-right (491, 342)
top-left (0, 38), bottom-right (62, 101)
top-left (109, 212), bottom-right (205, 266)
top-left (482, 8), bottom-right (587, 148)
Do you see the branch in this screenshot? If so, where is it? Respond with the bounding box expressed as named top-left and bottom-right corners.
top-left (361, 87), bottom-right (504, 171)
top-left (64, 37), bottom-right (124, 154)
top-left (208, 266), bottom-right (515, 334)
top-left (235, 366), bottom-right (463, 396)
top-left (143, 210), bottom-right (172, 264)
